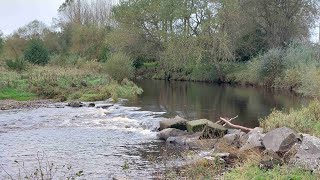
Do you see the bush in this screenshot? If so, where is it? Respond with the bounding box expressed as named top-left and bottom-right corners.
top-left (258, 48), bottom-right (284, 86)
top-left (260, 100), bottom-right (320, 136)
top-left (105, 52), bottom-right (134, 81)
top-left (24, 39), bottom-right (49, 65)
top-left (5, 58), bottom-right (27, 72)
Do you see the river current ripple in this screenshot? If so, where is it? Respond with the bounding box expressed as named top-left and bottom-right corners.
top-left (0, 100), bottom-right (175, 179)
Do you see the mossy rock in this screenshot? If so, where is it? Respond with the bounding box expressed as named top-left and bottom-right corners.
top-left (186, 119), bottom-right (228, 138)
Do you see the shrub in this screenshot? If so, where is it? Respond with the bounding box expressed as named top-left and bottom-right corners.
top-left (260, 100), bottom-right (320, 136)
top-left (24, 39), bottom-right (49, 65)
top-left (5, 58), bottom-right (27, 72)
top-left (258, 48), bottom-right (284, 86)
top-left (105, 52), bottom-right (134, 81)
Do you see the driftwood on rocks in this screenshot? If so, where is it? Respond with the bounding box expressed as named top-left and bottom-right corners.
top-left (218, 117), bottom-right (253, 132)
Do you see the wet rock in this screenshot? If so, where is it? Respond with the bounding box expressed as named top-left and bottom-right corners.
top-left (290, 134), bottom-right (320, 171)
top-left (159, 116), bottom-right (187, 131)
top-left (157, 128), bottom-right (188, 140)
top-left (186, 119), bottom-right (227, 138)
top-left (240, 129), bottom-right (265, 151)
top-left (95, 103), bottom-right (114, 109)
top-left (112, 176), bottom-right (128, 180)
top-left (166, 133), bottom-right (201, 148)
top-left (262, 127), bottom-right (299, 153)
top-left (125, 125), bottom-right (131, 129)
top-left (67, 101), bottom-right (84, 107)
top-left (88, 103), bottom-right (95, 107)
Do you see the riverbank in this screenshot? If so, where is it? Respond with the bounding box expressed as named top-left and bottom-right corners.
top-left (0, 63), bottom-right (143, 102)
top-left (156, 116), bottom-right (320, 179)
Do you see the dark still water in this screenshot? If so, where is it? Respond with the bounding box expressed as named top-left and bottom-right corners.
top-left (129, 80), bottom-right (307, 128)
top-left (0, 80), bottom-right (307, 179)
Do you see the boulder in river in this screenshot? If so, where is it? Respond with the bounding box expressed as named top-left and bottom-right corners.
top-left (186, 119), bottom-right (227, 138)
top-left (67, 101), bottom-right (84, 107)
top-left (157, 128), bottom-right (188, 140)
top-left (290, 134), bottom-right (320, 171)
top-left (159, 116), bottom-right (187, 131)
top-left (262, 127), bottom-right (299, 153)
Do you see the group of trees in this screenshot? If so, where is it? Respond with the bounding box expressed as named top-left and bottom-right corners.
top-left (0, 0), bottom-right (319, 81)
top-left (111, 0), bottom-right (319, 80)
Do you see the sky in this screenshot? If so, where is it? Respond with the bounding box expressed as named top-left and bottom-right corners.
top-left (0, 0), bottom-right (65, 35)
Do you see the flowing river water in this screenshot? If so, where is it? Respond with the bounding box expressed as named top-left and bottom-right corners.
top-left (0, 80), bottom-right (307, 179)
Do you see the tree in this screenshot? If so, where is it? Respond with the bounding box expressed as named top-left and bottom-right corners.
top-left (240, 0), bottom-right (319, 48)
top-left (24, 39), bottom-right (49, 65)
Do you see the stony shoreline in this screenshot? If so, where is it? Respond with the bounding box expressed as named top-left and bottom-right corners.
top-left (156, 116), bottom-right (320, 178)
top-left (0, 99), bottom-right (57, 110)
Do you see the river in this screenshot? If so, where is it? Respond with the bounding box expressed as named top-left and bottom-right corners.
top-left (0, 80), bottom-right (307, 179)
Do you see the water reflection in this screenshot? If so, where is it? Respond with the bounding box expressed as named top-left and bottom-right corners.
top-left (129, 80), bottom-right (307, 127)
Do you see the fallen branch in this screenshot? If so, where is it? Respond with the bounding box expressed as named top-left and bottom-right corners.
top-left (219, 117), bottom-right (253, 132)
top-left (216, 115), bottom-right (238, 126)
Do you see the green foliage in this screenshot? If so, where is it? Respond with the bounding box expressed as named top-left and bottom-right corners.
top-left (260, 100), bottom-right (320, 136)
top-left (258, 48), bottom-right (284, 86)
top-left (24, 39), bottom-right (49, 65)
top-left (224, 163), bottom-right (317, 180)
top-left (0, 64), bottom-right (142, 101)
top-left (105, 52), bottom-right (134, 81)
top-left (5, 58), bottom-right (28, 72)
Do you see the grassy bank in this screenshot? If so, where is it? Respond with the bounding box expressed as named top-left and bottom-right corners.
top-left (0, 59), bottom-right (142, 102)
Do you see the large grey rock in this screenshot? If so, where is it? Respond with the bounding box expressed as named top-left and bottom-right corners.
top-left (157, 128), bottom-right (188, 140)
top-left (159, 116), bottom-right (187, 131)
top-left (262, 127), bottom-right (299, 153)
top-left (221, 130), bottom-right (245, 148)
top-left (240, 130), bottom-right (265, 151)
top-left (186, 119), bottom-right (227, 138)
top-left (291, 134), bottom-right (320, 171)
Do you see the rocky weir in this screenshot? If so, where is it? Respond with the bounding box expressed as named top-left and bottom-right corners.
top-left (156, 116), bottom-right (320, 174)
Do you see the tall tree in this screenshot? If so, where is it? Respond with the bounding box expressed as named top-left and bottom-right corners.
top-left (241, 0), bottom-right (319, 48)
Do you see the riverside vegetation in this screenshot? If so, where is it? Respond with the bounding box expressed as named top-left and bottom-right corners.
top-left (0, 0), bottom-right (320, 179)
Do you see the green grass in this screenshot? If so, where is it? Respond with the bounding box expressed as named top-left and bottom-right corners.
top-left (224, 163), bottom-right (318, 180)
top-left (0, 87), bottom-right (36, 101)
top-left (0, 61), bottom-right (143, 102)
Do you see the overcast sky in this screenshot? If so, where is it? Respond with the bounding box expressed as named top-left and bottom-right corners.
top-left (0, 0), bottom-right (65, 35)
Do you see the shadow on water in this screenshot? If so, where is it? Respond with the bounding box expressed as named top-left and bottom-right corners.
top-left (128, 80), bottom-right (308, 128)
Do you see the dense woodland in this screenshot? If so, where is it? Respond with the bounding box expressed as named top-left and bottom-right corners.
top-left (0, 0), bottom-right (320, 99)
